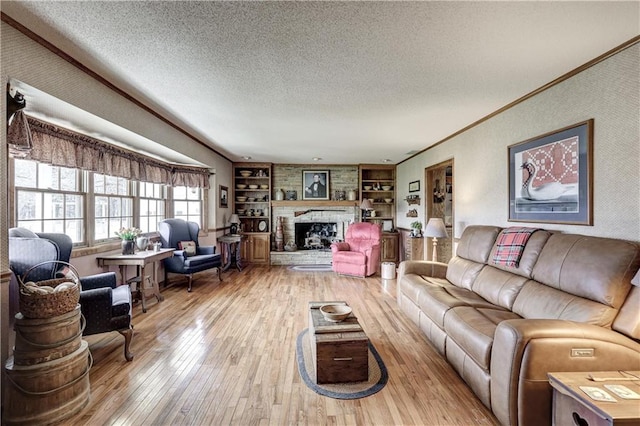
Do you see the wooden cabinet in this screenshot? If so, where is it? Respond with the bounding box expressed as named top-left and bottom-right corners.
top-left (381, 233), bottom-right (399, 263)
top-left (233, 163), bottom-right (272, 264)
top-left (240, 234), bottom-right (270, 264)
top-left (405, 236), bottom-right (424, 261)
top-left (359, 165), bottom-right (395, 228)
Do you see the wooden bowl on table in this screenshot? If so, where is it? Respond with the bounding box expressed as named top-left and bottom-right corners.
top-left (319, 304), bottom-right (352, 322)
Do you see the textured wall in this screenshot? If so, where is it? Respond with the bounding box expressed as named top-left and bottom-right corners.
top-left (397, 43), bottom-right (640, 243)
top-left (272, 164), bottom-right (359, 201)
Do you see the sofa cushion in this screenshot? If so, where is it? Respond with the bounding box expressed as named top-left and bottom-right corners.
top-left (184, 254), bottom-right (218, 268)
top-left (418, 283), bottom-right (499, 329)
top-left (472, 266), bottom-right (529, 310)
top-left (445, 257), bottom-right (486, 291)
top-left (179, 240), bottom-right (197, 256)
top-left (400, 273), bottom-right (448, 305)
top-left (531, 233), bottom-right (639, 308)
top-left (332, 251), bottom-right (366, 265)
top-left (445, 306), bottom-right (522, 370)
top-left (456, 226), bottom-right (502, 264)
top-left (488, 229), bottom-right (552, 278)
top-left (512, 281), bottom-right (620, 327)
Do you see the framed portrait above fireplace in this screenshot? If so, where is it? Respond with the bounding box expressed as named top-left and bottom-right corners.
top-left (302, 170), bottom-right (329, 200)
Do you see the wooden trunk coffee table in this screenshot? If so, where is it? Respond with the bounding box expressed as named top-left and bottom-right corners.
top-left (308, 301), bottom-right (369, 384)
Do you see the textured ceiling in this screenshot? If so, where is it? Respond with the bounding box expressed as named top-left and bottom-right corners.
top-left (3, 1), bottom-right (639, 165)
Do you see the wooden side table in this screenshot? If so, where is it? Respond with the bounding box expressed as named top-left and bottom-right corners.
top-left (96, 248), bottom-right (175, 313)
top-left (218, 234), bottom-right (244, 272)
top-left (548, 371), bottom-right (640, 426)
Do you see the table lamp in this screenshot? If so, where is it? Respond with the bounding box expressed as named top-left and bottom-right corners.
top-left (424, 218), bottom-right (448, 262)
top-left (360, 199), bottom-right (373, 219)
top-left (229, 214), bottom-right (240, 235)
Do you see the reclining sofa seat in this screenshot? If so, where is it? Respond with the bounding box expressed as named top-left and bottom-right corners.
top-left (397, 225), bottom-right (640, 426)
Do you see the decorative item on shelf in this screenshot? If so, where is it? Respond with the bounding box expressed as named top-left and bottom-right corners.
top-left (275, 217), bottom-right (284, 251)
top-left (360, 199), bottom-right (373, 219)
top-left (334, 190), bottom-right (346, 201)
top-left (410, 221), bottom-right (422, 238)
top-left (347, 189), bottom-right (357, 201)
top-left (406, 209), bottom-right (418, 218)
top-left (405, 195), bottom-right (421, 205)
top-left (229, 214), bottom-right (240, 235)
top-left (276, 188), bottom-right (284, 201)
top-left (115, 227), bottom-right (142, 255)
top-left (424, 218), bottom-right (448, 261)
top-left (286, 190), bottom-right (297, 201)
top-left (255, 169), bottom-right (267, 177)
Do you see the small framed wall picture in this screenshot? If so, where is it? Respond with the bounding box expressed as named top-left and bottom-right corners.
top-left (219, 185), bottom-right (228, 208)
top-left (409, 180), bottom-right (420, 192)
top-left (302, 170), bottom-right (330, 200)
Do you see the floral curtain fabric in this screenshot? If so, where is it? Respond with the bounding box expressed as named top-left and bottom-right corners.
top-left (11, 116), bottom-right (209, 188)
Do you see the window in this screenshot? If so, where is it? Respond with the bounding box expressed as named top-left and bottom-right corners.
top-left (14, 159), bottom-right (85, 243)
top-left (173, 186), bottom-right (202, 227)
top-left (12, 159), bottom-right (205, 248)
top-left (94, 174), bottom-right (134, 241)
top-left (139, 182), bottom-right (167, 233)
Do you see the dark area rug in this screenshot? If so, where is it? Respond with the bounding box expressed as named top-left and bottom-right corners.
top-left (296, 328), bottom-right (388, 399)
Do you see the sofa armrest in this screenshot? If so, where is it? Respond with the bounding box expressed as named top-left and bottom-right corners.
top-left (197, 245), bottom-right (216, 255)
top-left (331, 242), bottom-right (350, 253)
top-left (80, 272), bottom-right (117, 290)
top-left (398, 260), bottom-right (448, 282)
top-left (490, 319), bottom-right (640, 426)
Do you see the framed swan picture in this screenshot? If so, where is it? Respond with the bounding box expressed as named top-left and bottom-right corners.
top-left (508, 119), bottom-right (593, 225)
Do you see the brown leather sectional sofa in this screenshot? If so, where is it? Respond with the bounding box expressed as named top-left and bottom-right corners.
top-left (397, 225), bottom-right (640, 426)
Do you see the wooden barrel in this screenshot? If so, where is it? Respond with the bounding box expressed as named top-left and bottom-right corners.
top-left (13, 305), bottom-right (83, 366)
top-left (4, 340), bottom-right (91, 425)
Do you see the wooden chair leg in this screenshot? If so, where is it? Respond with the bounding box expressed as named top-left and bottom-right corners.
top-left (118, 327), bottom-right (134, 361)
top-left (187, 274), bottom-right (193, 292)
top-left (217, 267), bottom-right (222, 282)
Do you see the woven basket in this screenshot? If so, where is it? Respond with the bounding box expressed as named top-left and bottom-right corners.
top-left (19, 261), bottom-right (81, 319)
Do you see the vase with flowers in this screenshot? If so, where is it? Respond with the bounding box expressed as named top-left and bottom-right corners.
top-left (116, 227), bottom-right (142, 255)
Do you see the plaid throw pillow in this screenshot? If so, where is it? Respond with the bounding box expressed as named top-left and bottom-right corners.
top-left (492, 227), bottom-right (539, 268)
top-left (179, 240), bottom-right (197, 256)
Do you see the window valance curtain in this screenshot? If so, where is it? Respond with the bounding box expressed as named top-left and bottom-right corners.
top-left (18, 117), bottom-right (210, 188)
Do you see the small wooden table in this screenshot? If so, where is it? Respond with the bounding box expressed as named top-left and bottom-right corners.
top-left (96, 248), bottom-right (175, 313)
top-left (218, 234), bottom-right (244, 272)
top-left (308, 301), bottom-right (369, 384)
top-left (548, 371), bottom-right (640, 426)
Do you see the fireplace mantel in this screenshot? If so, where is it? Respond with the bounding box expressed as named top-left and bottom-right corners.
top-left (271, 200), bottom-right (357, 208)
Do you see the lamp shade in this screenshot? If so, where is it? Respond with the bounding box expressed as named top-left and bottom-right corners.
top-left (360, 199), bottom-right (373, 210)
top-left (424, 218), bottom-right (448, 238)
top-left (229, 214), bottom-right (240, 224)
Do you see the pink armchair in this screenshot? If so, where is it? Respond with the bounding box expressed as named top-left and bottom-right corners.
top-left (331, 222), bottom-right (382, 277)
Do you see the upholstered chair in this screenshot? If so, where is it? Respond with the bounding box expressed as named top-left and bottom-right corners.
top-left (331, 222), bottom-right (382, 277)
top-left (8, 228), bottom-right (134, 361)
top-left (158, 219), bottom-right (222, 292)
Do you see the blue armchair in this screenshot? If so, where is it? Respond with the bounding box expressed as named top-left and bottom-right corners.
top-left (8, 228), bottom-right (134, 361)
top-left (158, 219), bottom-right (222, 292)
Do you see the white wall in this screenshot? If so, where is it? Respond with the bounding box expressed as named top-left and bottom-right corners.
top-left (397, 43), bottom-right (640, 242)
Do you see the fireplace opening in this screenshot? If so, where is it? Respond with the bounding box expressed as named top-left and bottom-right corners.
top-left (295, 222), bottom-right (338, 250)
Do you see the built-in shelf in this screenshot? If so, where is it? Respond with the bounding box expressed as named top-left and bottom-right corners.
top-left (271, 200), bottom-right (358, 207)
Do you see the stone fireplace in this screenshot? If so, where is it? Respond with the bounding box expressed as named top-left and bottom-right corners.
top-left (270, 204), bottom-right (358, 265)
top-left (295, 222), bottom-right (338, 250)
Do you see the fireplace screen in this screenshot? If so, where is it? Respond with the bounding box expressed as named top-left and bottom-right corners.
top-left (295, 222), bottom-right (338, 250)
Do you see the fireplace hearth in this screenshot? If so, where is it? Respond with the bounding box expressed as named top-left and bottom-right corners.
top-left (295, 222), bottom-right (338, 250)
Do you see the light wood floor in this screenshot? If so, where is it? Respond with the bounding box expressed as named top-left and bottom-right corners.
top-left (66, 265), bottom-right (498, 425)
